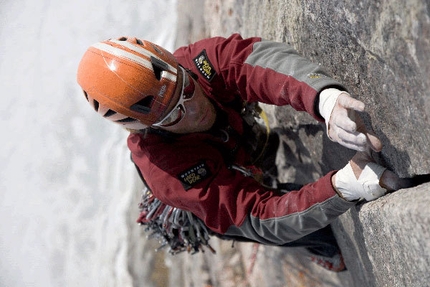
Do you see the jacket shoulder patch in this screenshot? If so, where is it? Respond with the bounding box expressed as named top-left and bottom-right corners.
top-left (193, 50), bottom-right (217, 81)
top-left (178, 161), bottom-right (212, 190)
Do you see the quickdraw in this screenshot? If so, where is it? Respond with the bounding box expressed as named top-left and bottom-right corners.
top-left (136, 187), bottom-right (216, 255)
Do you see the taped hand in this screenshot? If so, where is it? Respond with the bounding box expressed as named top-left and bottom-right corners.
top-left (319, 88), bottom-right (382, 152)
top-left (333, 151), bottom-right (404, 201)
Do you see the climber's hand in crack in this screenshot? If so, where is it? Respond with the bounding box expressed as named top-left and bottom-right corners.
top-left (331, 151), bottom-right (407, 201)
top-left (319, 88), bottom-right (382, 152)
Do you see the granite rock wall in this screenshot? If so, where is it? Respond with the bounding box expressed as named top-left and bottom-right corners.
top-left (239, 0), bottom-right (430, 177)
top-left (239, 1), bottom-right (430, 286)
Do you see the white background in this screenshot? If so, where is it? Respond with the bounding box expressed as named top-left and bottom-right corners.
top-left (0, 1), bottom-right (177, 286)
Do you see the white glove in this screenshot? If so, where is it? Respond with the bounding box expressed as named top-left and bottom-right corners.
top-left (319, 88), bottom-right (381, 152)
top-left (335, 161), bottom-right (387, 201)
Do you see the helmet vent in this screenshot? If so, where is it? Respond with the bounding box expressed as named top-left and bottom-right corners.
top-left (151, 44), bottom-right (162, 54)
top-left (83, 91), bottom-right (89, 101)
top-left (150, 56), bottom-right (168, 81)
top-left (104, 109), bottom-right (116, 117)
top-left (93, 99), bottom-right (100, 111)
top-left (130, 95), bottom-right (154, 114)
top-left (117, 117), bottom-right (138, 123)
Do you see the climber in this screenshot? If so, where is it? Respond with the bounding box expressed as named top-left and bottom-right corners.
top-left (76, 34), bottom-right (402, 272)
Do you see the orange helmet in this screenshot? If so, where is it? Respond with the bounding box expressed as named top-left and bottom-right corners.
top-left (77, 36), bottom-right (179, 129)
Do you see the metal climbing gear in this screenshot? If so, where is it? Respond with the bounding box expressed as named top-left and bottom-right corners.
top-left (136, 186), bottom-right (216, 255)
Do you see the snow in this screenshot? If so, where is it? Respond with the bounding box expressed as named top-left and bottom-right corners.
top-left (0, 1), bottom-right (177, 286)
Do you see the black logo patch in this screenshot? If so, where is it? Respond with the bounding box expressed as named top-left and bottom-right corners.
top-left (178, 161), bottom-right (212, 190)
top-left (193, 50), bottom-right (217, 81)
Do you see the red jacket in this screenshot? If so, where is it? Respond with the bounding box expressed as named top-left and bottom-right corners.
top-left (128, 34), bottom-right (354, 245)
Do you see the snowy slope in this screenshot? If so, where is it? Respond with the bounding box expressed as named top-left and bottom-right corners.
top-left (0, 1), bottom-right (177, 286)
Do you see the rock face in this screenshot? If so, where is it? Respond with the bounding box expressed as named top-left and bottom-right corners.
top-left (161, 0), bottom-right (430, 286)
top-left (234, 2), bottom-right (430, 286)
top-left (239, 0), bottom-right (430, 178)
top-left (333, 186), bottom-right (430, 286)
